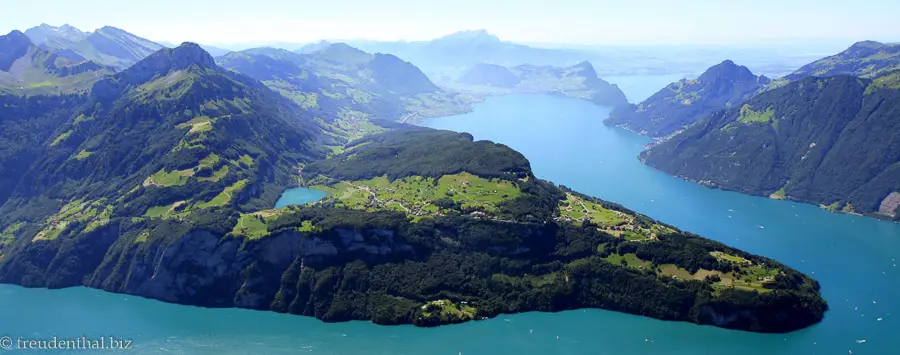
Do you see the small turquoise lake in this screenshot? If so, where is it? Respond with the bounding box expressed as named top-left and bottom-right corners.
top-left (274, 187), bottom-right (328, 208)
top-left (3, 93), bottom-right (899, 354)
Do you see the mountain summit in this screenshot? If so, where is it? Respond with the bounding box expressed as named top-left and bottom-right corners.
top-left (434, 29), bottom-right (501, 45)
top-left (605, 60), bottom-right (770, 138)
top-left (24, 23), bottom-right (87, 44)
top-left (133, 42), bottom-right (216, 74)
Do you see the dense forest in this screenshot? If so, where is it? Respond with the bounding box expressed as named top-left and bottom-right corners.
top-left (641, 73), bottom-right (900, 219)
top-left (304, 129), bottom-right (531, 182)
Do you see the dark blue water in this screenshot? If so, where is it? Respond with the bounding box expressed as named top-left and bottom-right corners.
top-left (274, 187), bottom-right (327, 208)
top-left (3, 94), bottom-right (898, 354)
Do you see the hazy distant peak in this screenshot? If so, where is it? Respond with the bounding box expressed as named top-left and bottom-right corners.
top-left (573, 60), bottom-right (595, 70)
top-left (298, 40), bottom-right (333, 54)
top-left (4, 30), bottom-right (29, 42)
top-left (0, 30), bottom-right (33, 70)
top-left (97, 25), bottom-right (122, 32)
top-left (436, 29), bottom-right (500, 44)
top-left (325, 42), bottom-right (359, 51)
top-left (842, 40), bottom-right (895, 57)
top-left (848, 40), bottom-right (886, 49)
top-left (312, 42), bottom-right (374, 64)
top-left (24, 23), bottom-right (86, 44)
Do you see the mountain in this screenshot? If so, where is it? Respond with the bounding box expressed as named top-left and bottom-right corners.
top-left (0, 43), bottom-right (826, 334)
top-left (297, 40), bottom-right (333, 54)
top-left (450, 62), bottom-right (627, 107)
top-left (605, 60), bottom-right (771, 138)
top-left (349, 30), bottom-right (593, 77)
top-left (218, 43), bottom-right (470, 126)
top-left (23, 23), bottom-right (87, 44)
top-left (158, 40), bottom-right (233, 57)
top-left (0, 41), bottom-right (335, 286)
top-left (0, 42), bottom-right (329, 240)
top-left (283, 128), bottom-right (823, 332)
top-left (785, 41), bottom-right (900, 81)
top-left (24, 24), bottom-right (163, 70)
top-left (0, 30), bottom-right (112, 94)
top-left (458, 63), bottom-right (522, 87)
top-left (640, 72), bottom-right (900, 219)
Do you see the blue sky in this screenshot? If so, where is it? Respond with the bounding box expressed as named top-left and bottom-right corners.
top-left (3, 0), bottom-right (899, 45)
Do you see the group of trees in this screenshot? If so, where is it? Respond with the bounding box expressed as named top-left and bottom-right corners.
top-left (304, 129), bottom-right (532, 182)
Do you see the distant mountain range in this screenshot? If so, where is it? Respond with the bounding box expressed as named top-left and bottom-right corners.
top-left (0, 30), bottom-right (112, 94)
top-left (452, 61), bottom-right (628, 107)
top-left (350, 30), bottom-right (591, 72)
top-left (24, 24), bottom-right (162, 70)
top-left (217, 42), bottom-right (471, 125)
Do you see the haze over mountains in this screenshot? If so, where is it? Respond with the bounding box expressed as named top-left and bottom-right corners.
top-left (0, 30), bottom-right (112, 94)
top-left (24, 23), bottom-right (162, 70)
top-left (453, 61), bottom-right (628, 107)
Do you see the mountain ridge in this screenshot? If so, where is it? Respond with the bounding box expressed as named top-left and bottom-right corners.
top-left (24, 24), bottom-right (164, 70)
top-left (0, 30), bottom-right (113, 94)
top-left (640, 72), bottom-right (900, 219)
top-left (450, 61), bottom-right (627, 107)
top-left (785, 40), bottom-right (900, 80)
top-left (218, 43), bottom-right (471, 124)
top-left (605, 60), bottom-right (770, 138)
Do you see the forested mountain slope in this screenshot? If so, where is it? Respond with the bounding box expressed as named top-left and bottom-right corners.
top-left (0, 42), bottom-right (329, 258)
top-left (641, 73), bottom-right (900, 219)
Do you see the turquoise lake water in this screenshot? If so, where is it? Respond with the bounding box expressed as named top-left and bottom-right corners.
top-left (274, 187), bottom-right (328, 208)
top-left (3, 93), bottom-right (899, 354)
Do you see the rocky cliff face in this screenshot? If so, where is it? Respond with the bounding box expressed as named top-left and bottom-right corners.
top-left (0, 213), bottom-right (826, 332)
top-left (80, 226), bottom-right (414, 309)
